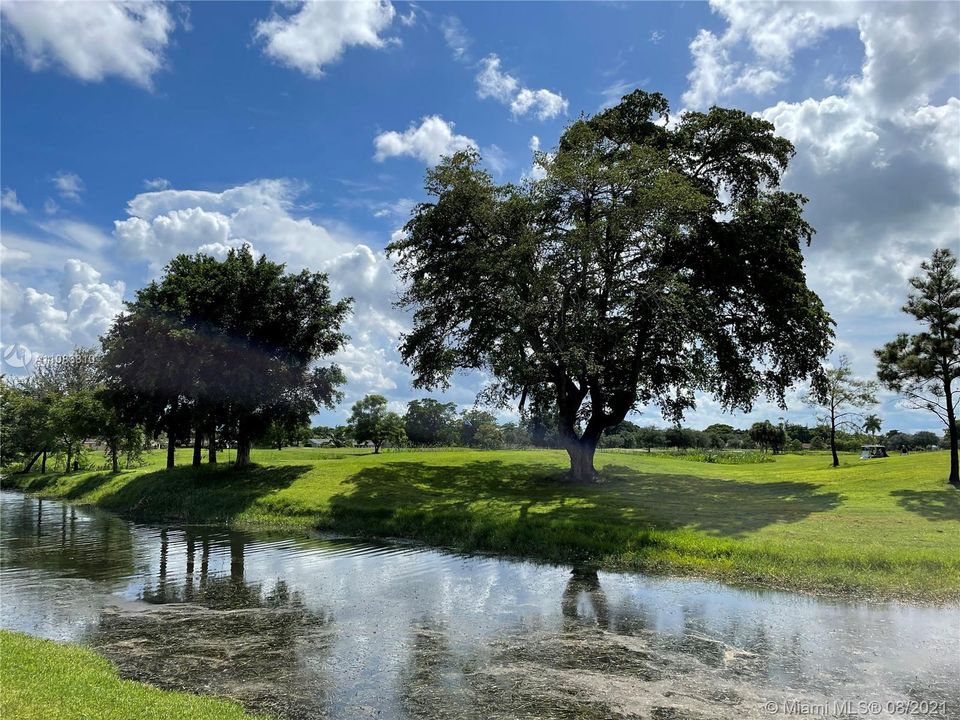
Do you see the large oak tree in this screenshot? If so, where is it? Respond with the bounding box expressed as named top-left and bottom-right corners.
top-left (389, 91), bottom-right (834, 481)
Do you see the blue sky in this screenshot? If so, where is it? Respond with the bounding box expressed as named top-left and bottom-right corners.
top-left (1, 1), bottom-right (958, 434)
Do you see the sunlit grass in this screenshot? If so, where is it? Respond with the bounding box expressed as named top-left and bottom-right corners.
top-left (0, 631), bottom-right (267, 720)
top-left (4, 447), bottom-right (958, 602)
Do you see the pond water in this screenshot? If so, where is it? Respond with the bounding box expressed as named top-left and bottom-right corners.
top-left (1, 490), bottom-right (957, 719)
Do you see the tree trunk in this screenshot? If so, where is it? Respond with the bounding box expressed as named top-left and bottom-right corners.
top-left (185, 531), bottom-right (196, 601)
top-left (235, 441), bottom-right (251, 466)
top-left (65, 444), bottom-right (73, 474)
top-left (230, 536), bottom-right (245, 585)
top-left (949, 427), bottom-right (959, 487)
top-left (111, 442), bottom-right (119, 474)
top-left (41, 450), bottom-right (47, 474)
top-left (193, 428), bottom-right (203, 467)
top-left (21, 450), bottom-right (43, 473)
top-left (166, 431), bottom-right (176, 470)
top-left (565, 438), bottom-right (598, 482)
top-left (373, 442), bottom-right (381, 454)
top-left (235, 422), bottom-right (251, 468)
top-left (830, 413), bottom-right (839, 467)
top-left (945, 378), bottom-right (959, 487)
top-left (208, 425), bottom-right (217, 464)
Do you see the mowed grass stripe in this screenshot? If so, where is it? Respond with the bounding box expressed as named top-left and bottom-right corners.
top-left (0, 631), bottom-right (267, 720)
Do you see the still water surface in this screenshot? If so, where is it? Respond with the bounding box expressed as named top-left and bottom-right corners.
top-left (1, 490), bottom-right (957, 719)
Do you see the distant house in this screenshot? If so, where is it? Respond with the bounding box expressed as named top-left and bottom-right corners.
top-left (308, 438), bottom-right (333, 448)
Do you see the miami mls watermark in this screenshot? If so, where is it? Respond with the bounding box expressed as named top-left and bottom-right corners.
top-left (2, 342), bottom-right (35, 370)
top-left (1, 344), bottom-right (98, 373)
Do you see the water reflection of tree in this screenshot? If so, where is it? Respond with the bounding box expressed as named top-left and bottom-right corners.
top-left (397, 618), bottom-right (468, 720)
top-left (393, 575), bottom-right (649, 720)
top-left (391, 569), bottom-right (776, 719)
top-left (0, 494), bottom-right (136, 581)
top-left (561, 568), bottom-right (609, 631)
top-left (93, 528), bottom-right (336, 719)
top-left (139, 528), bottom-right (264, 609)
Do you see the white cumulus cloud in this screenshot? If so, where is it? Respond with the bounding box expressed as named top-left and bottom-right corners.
top-left (255, 0), bottom-right (396, 78)
top-left (0, 0), bottom-right (176, 88)
top-left (476, 54), bottom-right (568, 121)
top-left (113, 179), bottom-right (362, 273)
top-left (373, 115), bottom-right (477, 165)
top-left (2, 258), bottom-right (125, 354)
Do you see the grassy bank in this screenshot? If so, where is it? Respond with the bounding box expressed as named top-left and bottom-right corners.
top-left (4, 448), bottom-right (959, 602)
top-left (0, 631), bottom-right (266, 720)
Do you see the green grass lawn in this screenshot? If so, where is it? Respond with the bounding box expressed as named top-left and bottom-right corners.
top-left (0, 631), bottom-right (266, 720)
top-left (4, 447), bottom-right (959, 602)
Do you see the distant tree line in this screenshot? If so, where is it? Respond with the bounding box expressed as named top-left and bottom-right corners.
top-left (311, 396), bottom-right (540, 452)
top-left (597, 420), bottom-right (946, 454)
top-left (1, 348), bottom-right (145, 473)
top-left (299, 395), bottom-right (950, 456)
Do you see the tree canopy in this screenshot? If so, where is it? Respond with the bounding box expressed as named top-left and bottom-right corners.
top-left (347, 394), bottom-right (406, 453)
top-left (749, 420), bottom-right (786, 454)
top-left (389, 90), bottom-right (834, 480)
top-left (403, 398), bottom-right (458, 446)
top-left (101, 247), bottom-right (351, 467)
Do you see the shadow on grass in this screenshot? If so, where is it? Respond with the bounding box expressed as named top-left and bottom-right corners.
top-left (61, 472), bottom-right (116, 500)
top-left (890, 488), bottom-right (960, 522)
top-left (2, 469), bottom-right (118, 497)
top-left (326, 460), bottom-right (842, 561)
top-left (600, 464), bottom-right (843, 536)
top-left (1, 473), bottom-right (59, 493)
top-left (91, 463), bottom-right (313, 524)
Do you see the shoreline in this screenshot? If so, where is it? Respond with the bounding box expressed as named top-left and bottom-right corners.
top-left (3, 448), bottom-right (958, 604)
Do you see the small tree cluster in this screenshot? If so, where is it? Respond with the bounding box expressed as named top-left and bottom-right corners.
top-left (1, 349), bottom-right (144, 474)
top-left (101, 247), bottom-right (350, 468)
top-left (347, 395), bottom-right (406, 453)
top-left (748, 421), bottom-right (787, 454)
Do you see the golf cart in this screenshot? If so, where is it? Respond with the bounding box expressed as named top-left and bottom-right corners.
top-left (859, 444), bottom-right (888, 459)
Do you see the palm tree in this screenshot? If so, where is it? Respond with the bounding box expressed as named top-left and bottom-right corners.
top-left (863, 414), bottom-right (882, 442)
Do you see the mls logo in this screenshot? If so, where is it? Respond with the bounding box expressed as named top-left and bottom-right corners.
top-left (2, 343), bottom-right (35, 369)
